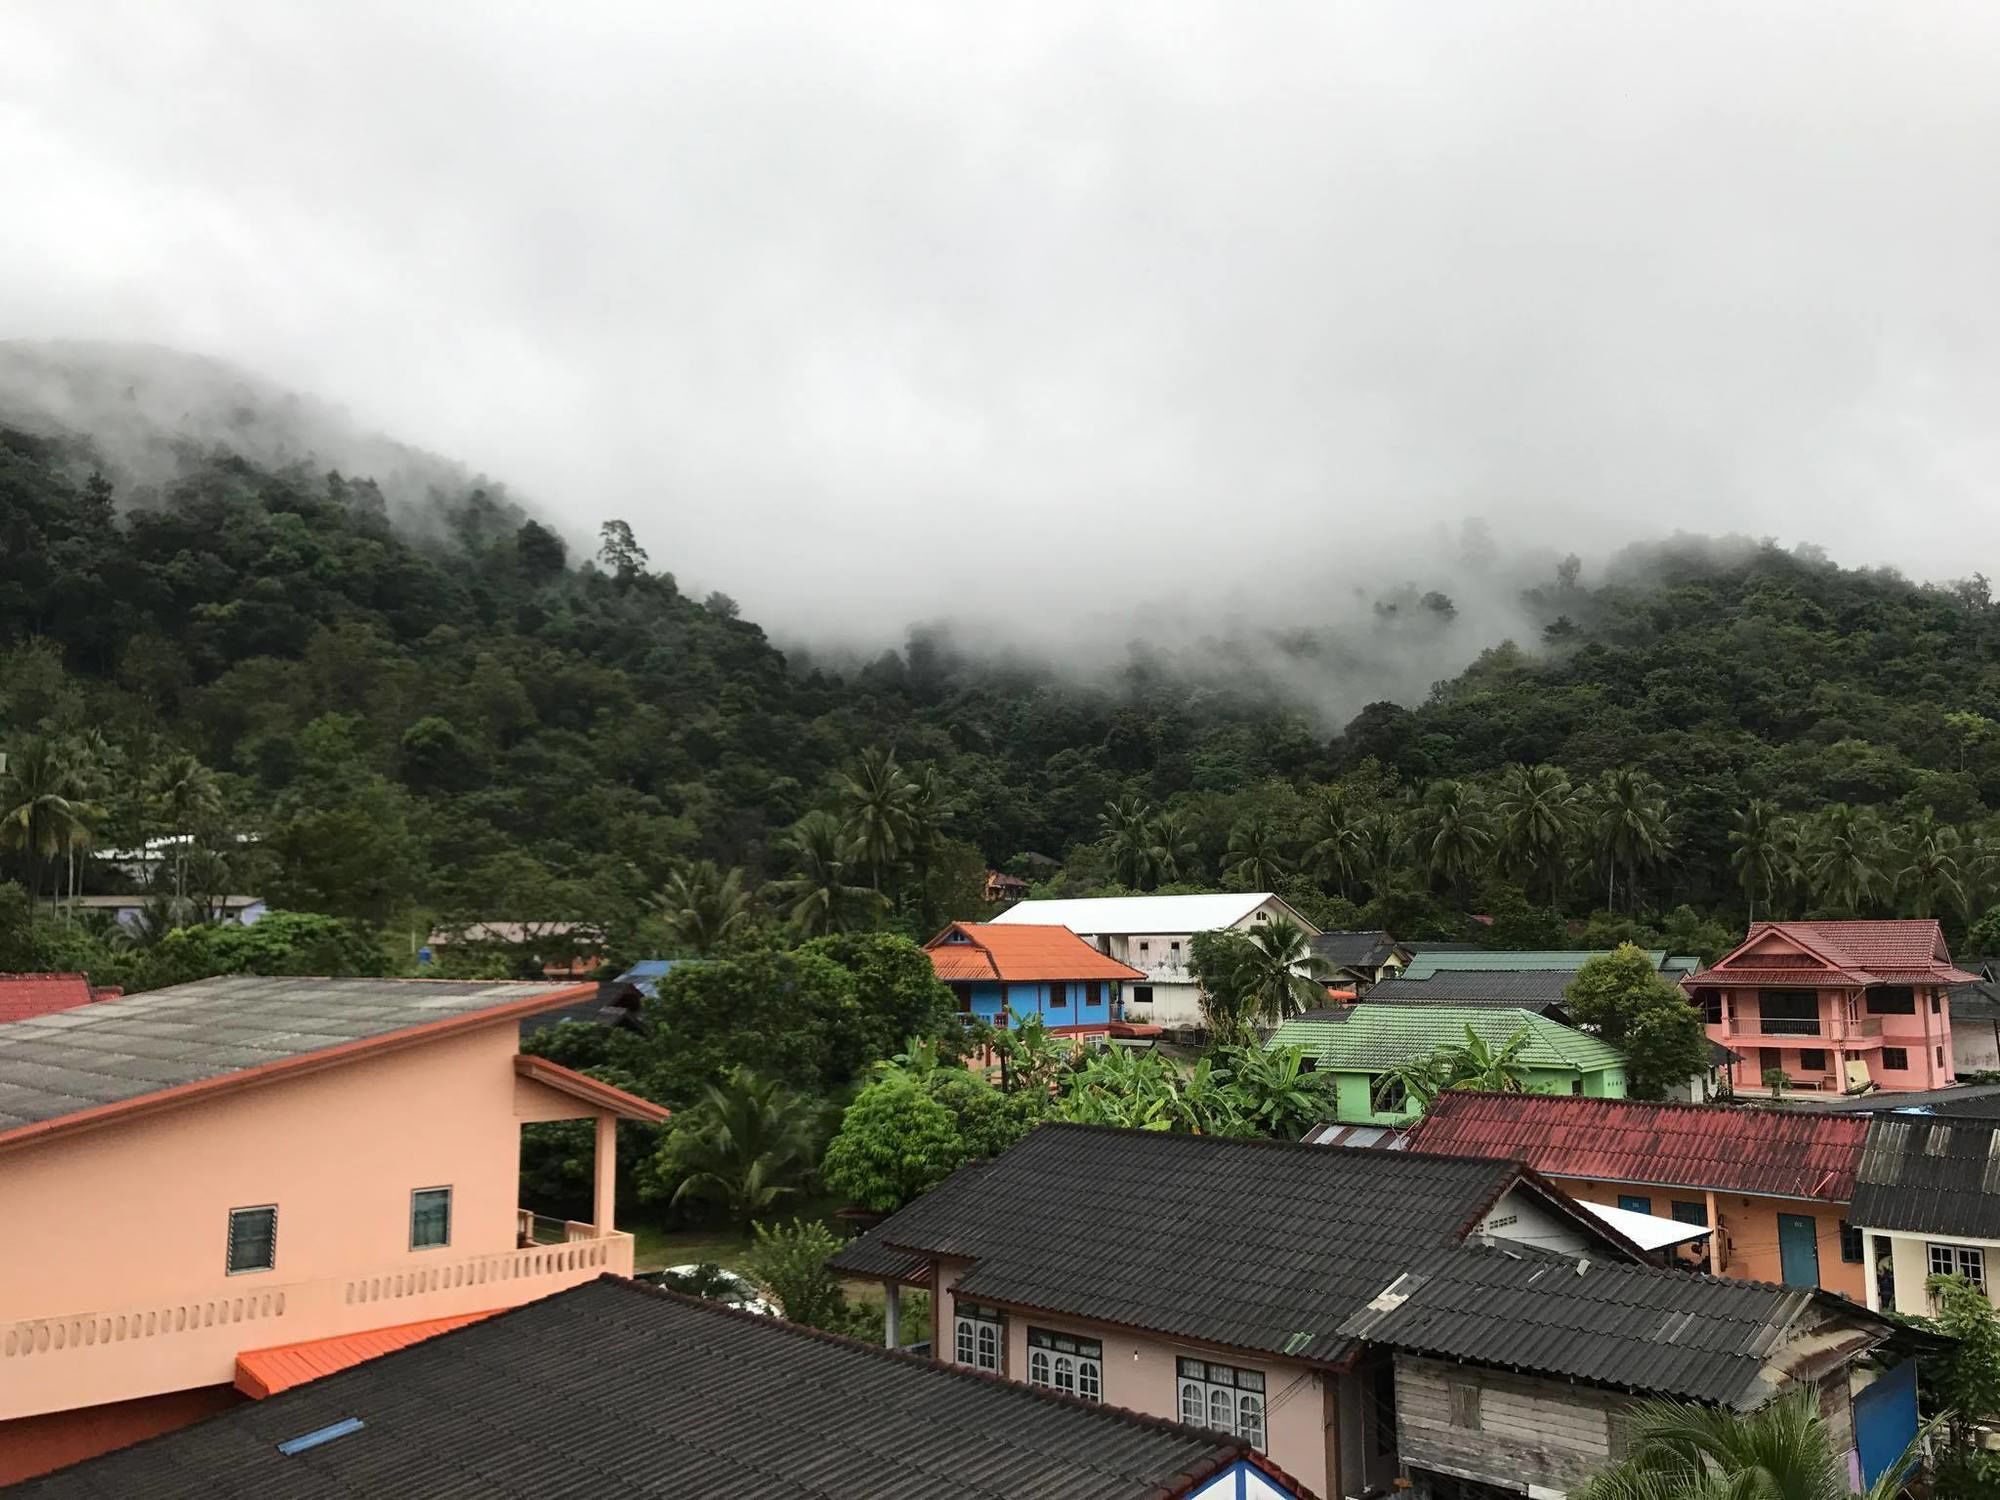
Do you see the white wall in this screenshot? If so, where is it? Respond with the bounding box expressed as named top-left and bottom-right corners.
top-left (1870, 1228), bottom-right (2000, 1315)
top-left (1476, 1188), bottom-right (1597, 1257)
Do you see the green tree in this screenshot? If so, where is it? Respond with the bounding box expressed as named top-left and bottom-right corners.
top-left (1189, 928), bottom-right (1260, 1048)
top-left (1566, 944), bottom-right (1711, 1100)
top-left (1302, 787), bottom-right (1368, 900)
top-left (644, 1068), bottom-right (821, 1228)
top-left (1804, 804), bottom-right (1887, 917)
top-left (769, 811), bottom-right (883, 937)
top-left (1233, 917), bottom-right (1335, 1025)
top-left (1728, 799), bottom-right (1795, 925)
top-left (1493, 763), bottom-right (1579, 906)
top-left (1146, 811), bottom-right (1199, 885)
top-left (1414, 780), bottom-right (1493, 897)
top-left (649, 861), bottom-right (754, 956)
top-left (1575, 1387), bottom-right (1922, 1500)
top-left (1100, 794), bottom-right (1157, 889)
top-left (837, 747), bottom-right (918, 895)
top-left (1593, 768), bottom-right (1671, 914)
top-left (743, 1220), bottom-right (867, 1333)
top-left (1218, 1045), bottom-right (1335, 1138)
top-left (821, 1075), bottom-right (965, 1212)
top-left (1926, 1272), bottom-right (2000, 1495)
top-left (1896, 808), bottom-right (1967, 919)
top-left (0, 737), bottom-right (96, 909)
top-left (1224, 814), bottom-right (1289, 889)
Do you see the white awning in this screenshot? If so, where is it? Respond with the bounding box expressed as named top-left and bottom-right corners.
top-left (1578, 1199), bottom-right (1712, 1251)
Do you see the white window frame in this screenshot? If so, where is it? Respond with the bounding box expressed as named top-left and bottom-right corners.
top-left (1929, 1242), bottom-right (1987, 1291)
top-left (953, 1303), bottom-right (1002, 1372)
top-left (1176, 1357), bottom-right (1266, 1449)
top-left (226, 1204), bottom-right (278, 1275)
top-left (1028, 1328), bottom-right (1102, 1403)
top-left (410, 1185), bottom-right (453, 1250)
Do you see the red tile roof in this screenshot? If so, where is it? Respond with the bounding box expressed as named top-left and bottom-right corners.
top-left (924, 923), bottom-right (1146, 984)
top-left (0, 973), bottom-right (99, 1024)
top-left (234, 1312), bottom-right (498, 1398)
top-left (1406, 1091), bottom-right (1869, 1201)
top-left (1689, 919), bottom-right (1977, 987)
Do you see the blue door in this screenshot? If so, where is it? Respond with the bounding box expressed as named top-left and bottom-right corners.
top-left (1778, 1214), bottom-right (1821, 1288)
top-left (1855, 1360), bottom-right (1918, 1487)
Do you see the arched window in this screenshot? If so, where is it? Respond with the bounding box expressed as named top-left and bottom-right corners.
top-left (1029, 1328), bottom-right (1104, 1403)
top-left (1053, 1354), bottom-right (1076, 1395)
top-left (1028, 1348), bottom-right (1050, 1386)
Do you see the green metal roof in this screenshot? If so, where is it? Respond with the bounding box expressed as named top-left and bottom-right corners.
top-left (1400, 949), bottom-right (1685, 980)
top-left (1267, 1005), bottom-right (1628, 1074)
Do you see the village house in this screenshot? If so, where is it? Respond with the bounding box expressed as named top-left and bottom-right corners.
top-left (988, 893), bottom-right (1321, 1029)
top-left (0, 975), bottom-right (669, 1484)
top-left (1850, 1113), bottom-right (2000, 1319)
top-left (1947, 956), bottom-right (2000, 1073)
top-left (924, 921), bottom-right (1146, 1040)
top-left (421, 920), bottom-right (606, 979)
top-left (13, 1276), bottom-right (1314, 1499)
top-left (1683, 920), bottom-right (1972, 1096)
top-left (1267, 1005), bottom-right (1629, 1123)
top-left (1405, 1091), bottom-right (1872, 1297)
top-left (1306, 930), bottom-right (1411, 994)
top-left (830, 1124), bottom-right (1909, 1500)
top-left (981, 868), bottom-right (1030, 904)
top-left (65, 894), bottom-right (267, 929)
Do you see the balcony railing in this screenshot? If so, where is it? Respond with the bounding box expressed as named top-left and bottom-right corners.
top-left (1744, 1016), bottom-right (1822, 1037)
top-left (0, 1215), bottom-right (632, 1421)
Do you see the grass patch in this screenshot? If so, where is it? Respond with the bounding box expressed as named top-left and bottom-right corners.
top-left (630, 1225), bottom-right (753, 1275)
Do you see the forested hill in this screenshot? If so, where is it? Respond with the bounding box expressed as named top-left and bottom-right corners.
top-left (5, 414), bottom-right (2000, 964)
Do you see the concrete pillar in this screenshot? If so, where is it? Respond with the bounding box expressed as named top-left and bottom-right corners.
top-left (884, 1284), bottom-right (901, 1349)
top-left (593, 1113), bottom-right (618, 1234)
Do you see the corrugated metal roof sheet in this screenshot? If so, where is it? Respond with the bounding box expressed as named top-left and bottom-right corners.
top-left (1401, 950), bottom-right (1665, 979)
top-left (988, 893), bottom-right (1303, 935)
top-left (26, 1278), bottom-right (1296, 1500)
top-left (1374, 970), bottom-right (1579, 1008)
top-left (1268, 1006), bottom-right (1627, 1074)
top-left (1851, 1115), bottom-right (2000, 1238)
top-left (234, 1313), bottom-right (498, 1397)
top-left (1407, 1092), bottom-right (1868, 1200)
top-left (0, 977), bottom-right (588, 1134)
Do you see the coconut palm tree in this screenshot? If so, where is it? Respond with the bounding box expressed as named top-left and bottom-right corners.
top-left (1576, 1386), bottom-right (1925, 1500)
top-left (768, 811), bottom-right (882, 937)
top-left (1896, 808), bottom-right (1967, 919)
top-left (1100, 794), bottom-right (1157, 889)
top-left (1224, 815), bottom-right (1290, 890)
top-left (1493, 763), bottom-right (1579, 905)
top-left (649, 860), bottom-right (754, 955)
top-left (1233, 917), bottom-right (1335, 1025)
top-left (659, 1068), bottom-right (821, 1229)
top-left (1356, 812), bottom-right (1405, 897)
top-left (1413, 780), bottom-right (1494, 896)
top-left (1803, 804), bottom-right (1886, 917)
top-left (145, 751), bottom-right (224, 899)
top-left (1302, 788), bottom-right (1367, 900)
top-left (0, 738), bottom-right (97, 912)
top-left (1729, 799), bottom-right (1796, 925)
top-left (1593, 768), bottom-right (1671, 913)
top-left (836, 747), bottom-right (917, 894)
top-left (1146, 811), bottom-right (1198, 885)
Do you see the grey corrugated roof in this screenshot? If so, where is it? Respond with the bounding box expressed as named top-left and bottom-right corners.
top-left (1851, 1115), bottom-right (2000, 1238)
top-left (13, 1277), bottom-right (1281, 1500)
top-left (1377, 970), bottom-right (1579, 1008)
top-left (1310, 931), bottom-right (1406, 970)
top-left (0, 977), bottom-right (585, 1133)
top-left (1339, 1243), bottom-right (1880, 1408)
top-left (832, 1123), bottom-right (1534, 1365)
top-left (1810, 1082), bottom-right (2000, 1117)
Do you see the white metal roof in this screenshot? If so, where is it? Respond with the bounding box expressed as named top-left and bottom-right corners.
top-left (988, 893), bottom-right (1308, 936)
top-left (1577, 1199), bottom-right (1713, 1251)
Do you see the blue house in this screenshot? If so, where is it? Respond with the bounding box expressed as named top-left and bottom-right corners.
top-left (924, 922), bottom-right (1145, 1037)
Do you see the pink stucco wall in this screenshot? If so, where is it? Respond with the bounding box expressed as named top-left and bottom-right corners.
top-left (1704, 985), bottom-right (1954, 1094)
top-left (0, 1019), bottom-right (630, 1422)
top-left (939, 1284), bottom-right (1335, 1500)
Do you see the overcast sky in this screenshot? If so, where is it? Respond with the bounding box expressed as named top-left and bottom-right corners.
top-left (4, 1), bottom-right (1999, 646)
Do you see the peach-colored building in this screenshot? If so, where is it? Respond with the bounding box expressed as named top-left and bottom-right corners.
top-left (0, 976), bottom-right (668, 1483)
top-left (1686, 920), bottom-right (1974, 1096)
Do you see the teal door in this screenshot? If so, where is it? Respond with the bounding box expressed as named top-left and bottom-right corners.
top-left (1778, 1214), bottom-right (1821, 1288)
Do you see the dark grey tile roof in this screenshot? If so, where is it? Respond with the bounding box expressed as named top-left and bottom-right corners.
top-left (1339, 1243), bottom-right (1881, 1408)
top-left (1376, 970), bottom-right (1578, 1009)
top-left (13, 1278), bottom-right (1279, 1500)
top-left (1949, 980), bottom-right (2000, 1024)
top-left (1309, 931), bottom-right (1405, 970)
top-left (831, 1123), bottom-right (1533, 1365)
top-left (1851, 1115), bottom-right (2000, 1238)
top-left (0, 977), bottom-right (586, 1133)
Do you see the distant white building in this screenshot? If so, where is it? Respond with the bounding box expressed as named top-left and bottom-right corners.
top-left (988, 893), bottom-right (1320, 1028)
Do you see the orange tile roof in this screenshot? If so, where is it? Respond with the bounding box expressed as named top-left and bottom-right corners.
top-left (924, 923), bottom-right (1145, 983)
top-left (1690, 919), bottom-right (1978, 987)
top-left (235, 1312), bottom-right (499, 1398)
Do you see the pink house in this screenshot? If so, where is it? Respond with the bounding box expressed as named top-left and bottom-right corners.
top-left (0, 975), bottom-right (669, 1483)
top-left (1685, 920), bottom-right (1974, 1096)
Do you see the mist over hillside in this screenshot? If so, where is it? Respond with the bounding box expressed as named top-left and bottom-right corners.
top-left (0, 341), bottom-right (522, 541)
